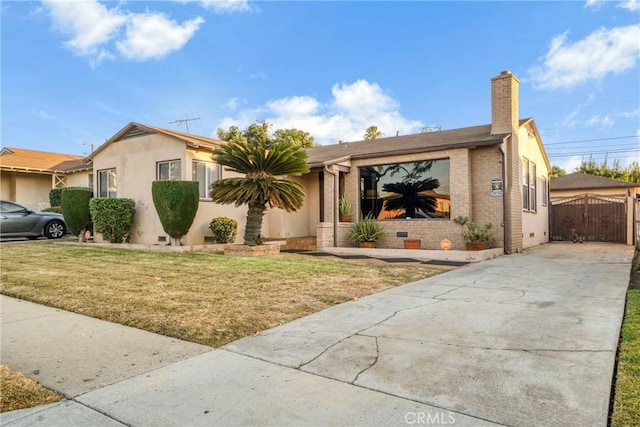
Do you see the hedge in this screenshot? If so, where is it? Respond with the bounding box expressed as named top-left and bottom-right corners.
top-left (89, 198), bottom-right (136, 243)
top-left (151, 181), bottom-right (199, 245)
top-left (61, 188), bottom-right (93, 237)
top-left (50, 187), bottom-right (91, 207)
top-left (41, 206), bottom-right (63, 214)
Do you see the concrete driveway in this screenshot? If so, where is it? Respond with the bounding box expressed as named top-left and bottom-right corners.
top-left (2, 243), bottom-right (633, 426)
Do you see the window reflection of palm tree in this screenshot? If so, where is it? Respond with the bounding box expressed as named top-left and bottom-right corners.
top-left (382, 178), bottom-right (440, 218)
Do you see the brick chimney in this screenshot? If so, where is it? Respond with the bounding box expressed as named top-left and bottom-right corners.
top-left (491, 70), bottom-right (519, 135)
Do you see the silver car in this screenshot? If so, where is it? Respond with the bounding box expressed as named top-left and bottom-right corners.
top-left (0, 200), bottom-right (67, 239)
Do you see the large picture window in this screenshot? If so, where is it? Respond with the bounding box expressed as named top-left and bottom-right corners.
top-left (157, 160), bottom-right (181, 181)
top-left (358, 159), bottom-right (450, 220)
top-left (192, 160), bottom-right (221, 199)
top-left (98, 169), bottom-right (117, 198)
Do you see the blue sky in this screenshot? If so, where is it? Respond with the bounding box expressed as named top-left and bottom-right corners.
top-left (2, 0), bottom-right (639, 171)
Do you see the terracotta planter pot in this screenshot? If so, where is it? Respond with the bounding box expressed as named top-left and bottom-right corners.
top-left (403, 239), bottom-right (421, 249)
top-left (466, 242), bottom-right (486, 251)
top-left (339, 215), bottom-right (352, 222)
top-left (359, 241), bottom-right (376, 248)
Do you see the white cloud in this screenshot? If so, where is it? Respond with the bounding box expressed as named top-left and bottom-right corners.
top-left (584, 0), bottom-right (605, 9)
top-left (32, 110), bottom-right (56, 120)
top-left (43, 0), bottom-right (126, 56)
top-left (42, 0), bottom-right (204, 64)
top-left (216, 80), bottom-right (424, 145)
top-left (174, 0), bottom-right (251, 13)
top-left (620, 0), bottom-right (640, 11)
top-left (224, 97), bottom-right (242, 111)
top-left (528, 24), bottom-right (640, 89)
top-left (116, 13), bottom-right (204, 60)
top-left (586, 114), bottom-right (615, 129)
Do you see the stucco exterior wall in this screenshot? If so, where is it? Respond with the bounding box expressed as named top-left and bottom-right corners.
top-left (518, 125), bottom-right (550, 249)
top-left (65, 170), bottom-right (92, 188)
top-left (266, 173), bottom-right (319, 239)
top-left (0, 171), bottom-right (16, 202)
top-left (0, 171), bottom-right (51, 210)
top-left (91, 134), bottom-right (269, 245)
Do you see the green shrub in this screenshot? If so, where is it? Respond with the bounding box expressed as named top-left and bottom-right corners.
top-left (41, 206), bottom-right (63, 214)
top-left (349, 216), bottom-right (385, 243)
top-left (50, 187), bottom-right (91, 207)
top-left (89, 198), bottom-right (136, 243)
top-left (61, 188), bottom-right (93, 237)
top-left (209, 217), bottom-right (238, 243)
top-left (151, 181), bottom-right (199, 245)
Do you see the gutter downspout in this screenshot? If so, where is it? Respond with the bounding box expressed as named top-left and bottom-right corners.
top-left (499, 137), bottom-right (511, 254)
top-left (324, 164), bottom-right (339, 247)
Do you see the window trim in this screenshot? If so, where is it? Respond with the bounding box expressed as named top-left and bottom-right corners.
top-left (156, 159), bottom-right (181, 181)
top-left (192, 160), bottom-right (221, 200)
top-left (97, 168), bottom-right (117, 198)
top-left (522, 158), bottom-right (537, 213)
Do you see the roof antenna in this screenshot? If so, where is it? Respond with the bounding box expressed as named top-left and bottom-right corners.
top-left (169, 114), bottom-right (201, 134)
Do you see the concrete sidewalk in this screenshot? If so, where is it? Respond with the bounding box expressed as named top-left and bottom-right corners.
top-left (1, 243), bottom-right (634, 426)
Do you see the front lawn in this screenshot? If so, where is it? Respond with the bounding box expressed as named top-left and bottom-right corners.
top-left (0, 242), bottom-right (443, 347)
top-left (0, 365), bottom-right (63, 413)
top-left (611, 280), bottom-right (640, 425)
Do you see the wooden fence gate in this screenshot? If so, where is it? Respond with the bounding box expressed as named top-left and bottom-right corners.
top-left (550, 194), bottom-right (626, 243)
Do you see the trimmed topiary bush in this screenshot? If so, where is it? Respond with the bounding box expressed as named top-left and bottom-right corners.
top-left (61, 188), bottom-right (93, 241)
top-left (151, 181), bottom-right (199, 246)
top-left (50, 187), bottom-right (91, 207)
top-left (209, 217), bottom-right (238, 244)
top-left (89, 198), bottom-right (136, 243)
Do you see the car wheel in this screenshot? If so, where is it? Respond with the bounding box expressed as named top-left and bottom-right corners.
top-left (44, 221), bottom-right (65, 239)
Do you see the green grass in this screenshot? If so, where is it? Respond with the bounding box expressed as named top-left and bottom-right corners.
top-left (0, 242), bottom-right (444, 348)
top-left (611, 289), bottom-right (640, 426)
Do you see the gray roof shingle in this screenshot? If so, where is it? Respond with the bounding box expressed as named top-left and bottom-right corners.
top-left (550, 172), bottom-right (638, 190)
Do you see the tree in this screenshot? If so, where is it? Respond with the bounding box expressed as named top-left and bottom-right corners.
top-left (363, 125), bottom-right (384, 140)
top-left (211, 122), bottom-right (311, 244)
top-left (575, 155), bottom-right (640, 184)
top-left (273, 128), bottom-right (316, 148)
top-left (216, 121), bottom-right (315, 149)
top-left (550, 165), bottom-right (566, 178)
top-left (151, 181), bottom-right (200, 246)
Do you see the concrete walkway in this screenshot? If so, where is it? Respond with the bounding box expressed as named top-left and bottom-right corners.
top-left (0, 243), bottom-right (633, 426)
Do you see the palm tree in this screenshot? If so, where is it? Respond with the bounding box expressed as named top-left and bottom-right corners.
top-left (210, 137), bottom-right (310, 244)
top-left (363, 125), bottom-right (384, 140)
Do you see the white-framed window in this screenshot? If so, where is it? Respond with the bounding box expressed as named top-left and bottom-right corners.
top-left (541, 176), bottom-right (548, 207)
top-left (157, 160), bottom-right (181, 181)
top-left (522, 158), bottom-right (537, 212)
top-left (88, 173), bottom-right (94, 190)
top-left (98, 169), bottom-right (117, 198)
top-left (529, 161), bottom-right (537, 212)
top-left (192, 160), bottom-right (221, 199)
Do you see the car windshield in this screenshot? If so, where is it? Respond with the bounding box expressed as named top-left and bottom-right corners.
top-left (0, 201), bottom-right (28, 213)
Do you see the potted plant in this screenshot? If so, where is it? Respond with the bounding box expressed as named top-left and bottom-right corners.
top-left (403, 239), bottom-right (421, 249)
top-left (339, 196), bottom-right (352, 222)
top-left (349, 216), bottom-right (385, 248)
top-left (453, 216), bottom-right (495, 250)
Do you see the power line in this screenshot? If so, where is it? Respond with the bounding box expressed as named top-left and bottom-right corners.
top-left (547, 148), bottom-right (640, 158)
top-left (544, 135), bottom-right (639, 146)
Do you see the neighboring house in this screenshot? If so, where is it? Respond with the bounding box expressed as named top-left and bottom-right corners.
top-left (0, 147), bottom-right (92, 210)
top-left (550, 172), bottom-right (639, 245)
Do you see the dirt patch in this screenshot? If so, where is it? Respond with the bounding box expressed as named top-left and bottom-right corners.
top-left (629, 247), bottom-right (640, 290)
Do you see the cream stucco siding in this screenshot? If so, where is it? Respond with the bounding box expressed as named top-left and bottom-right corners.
top-left (267, 173), bottom-right (318, 238)
top-left (65, 170), bottom-right (92, 188)
top-left (0, 172), bottom-right (51, 210)
top-left (91, 133), bottom-right (258, 245)
top-left (518, 125), bottom-right (550, 249)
